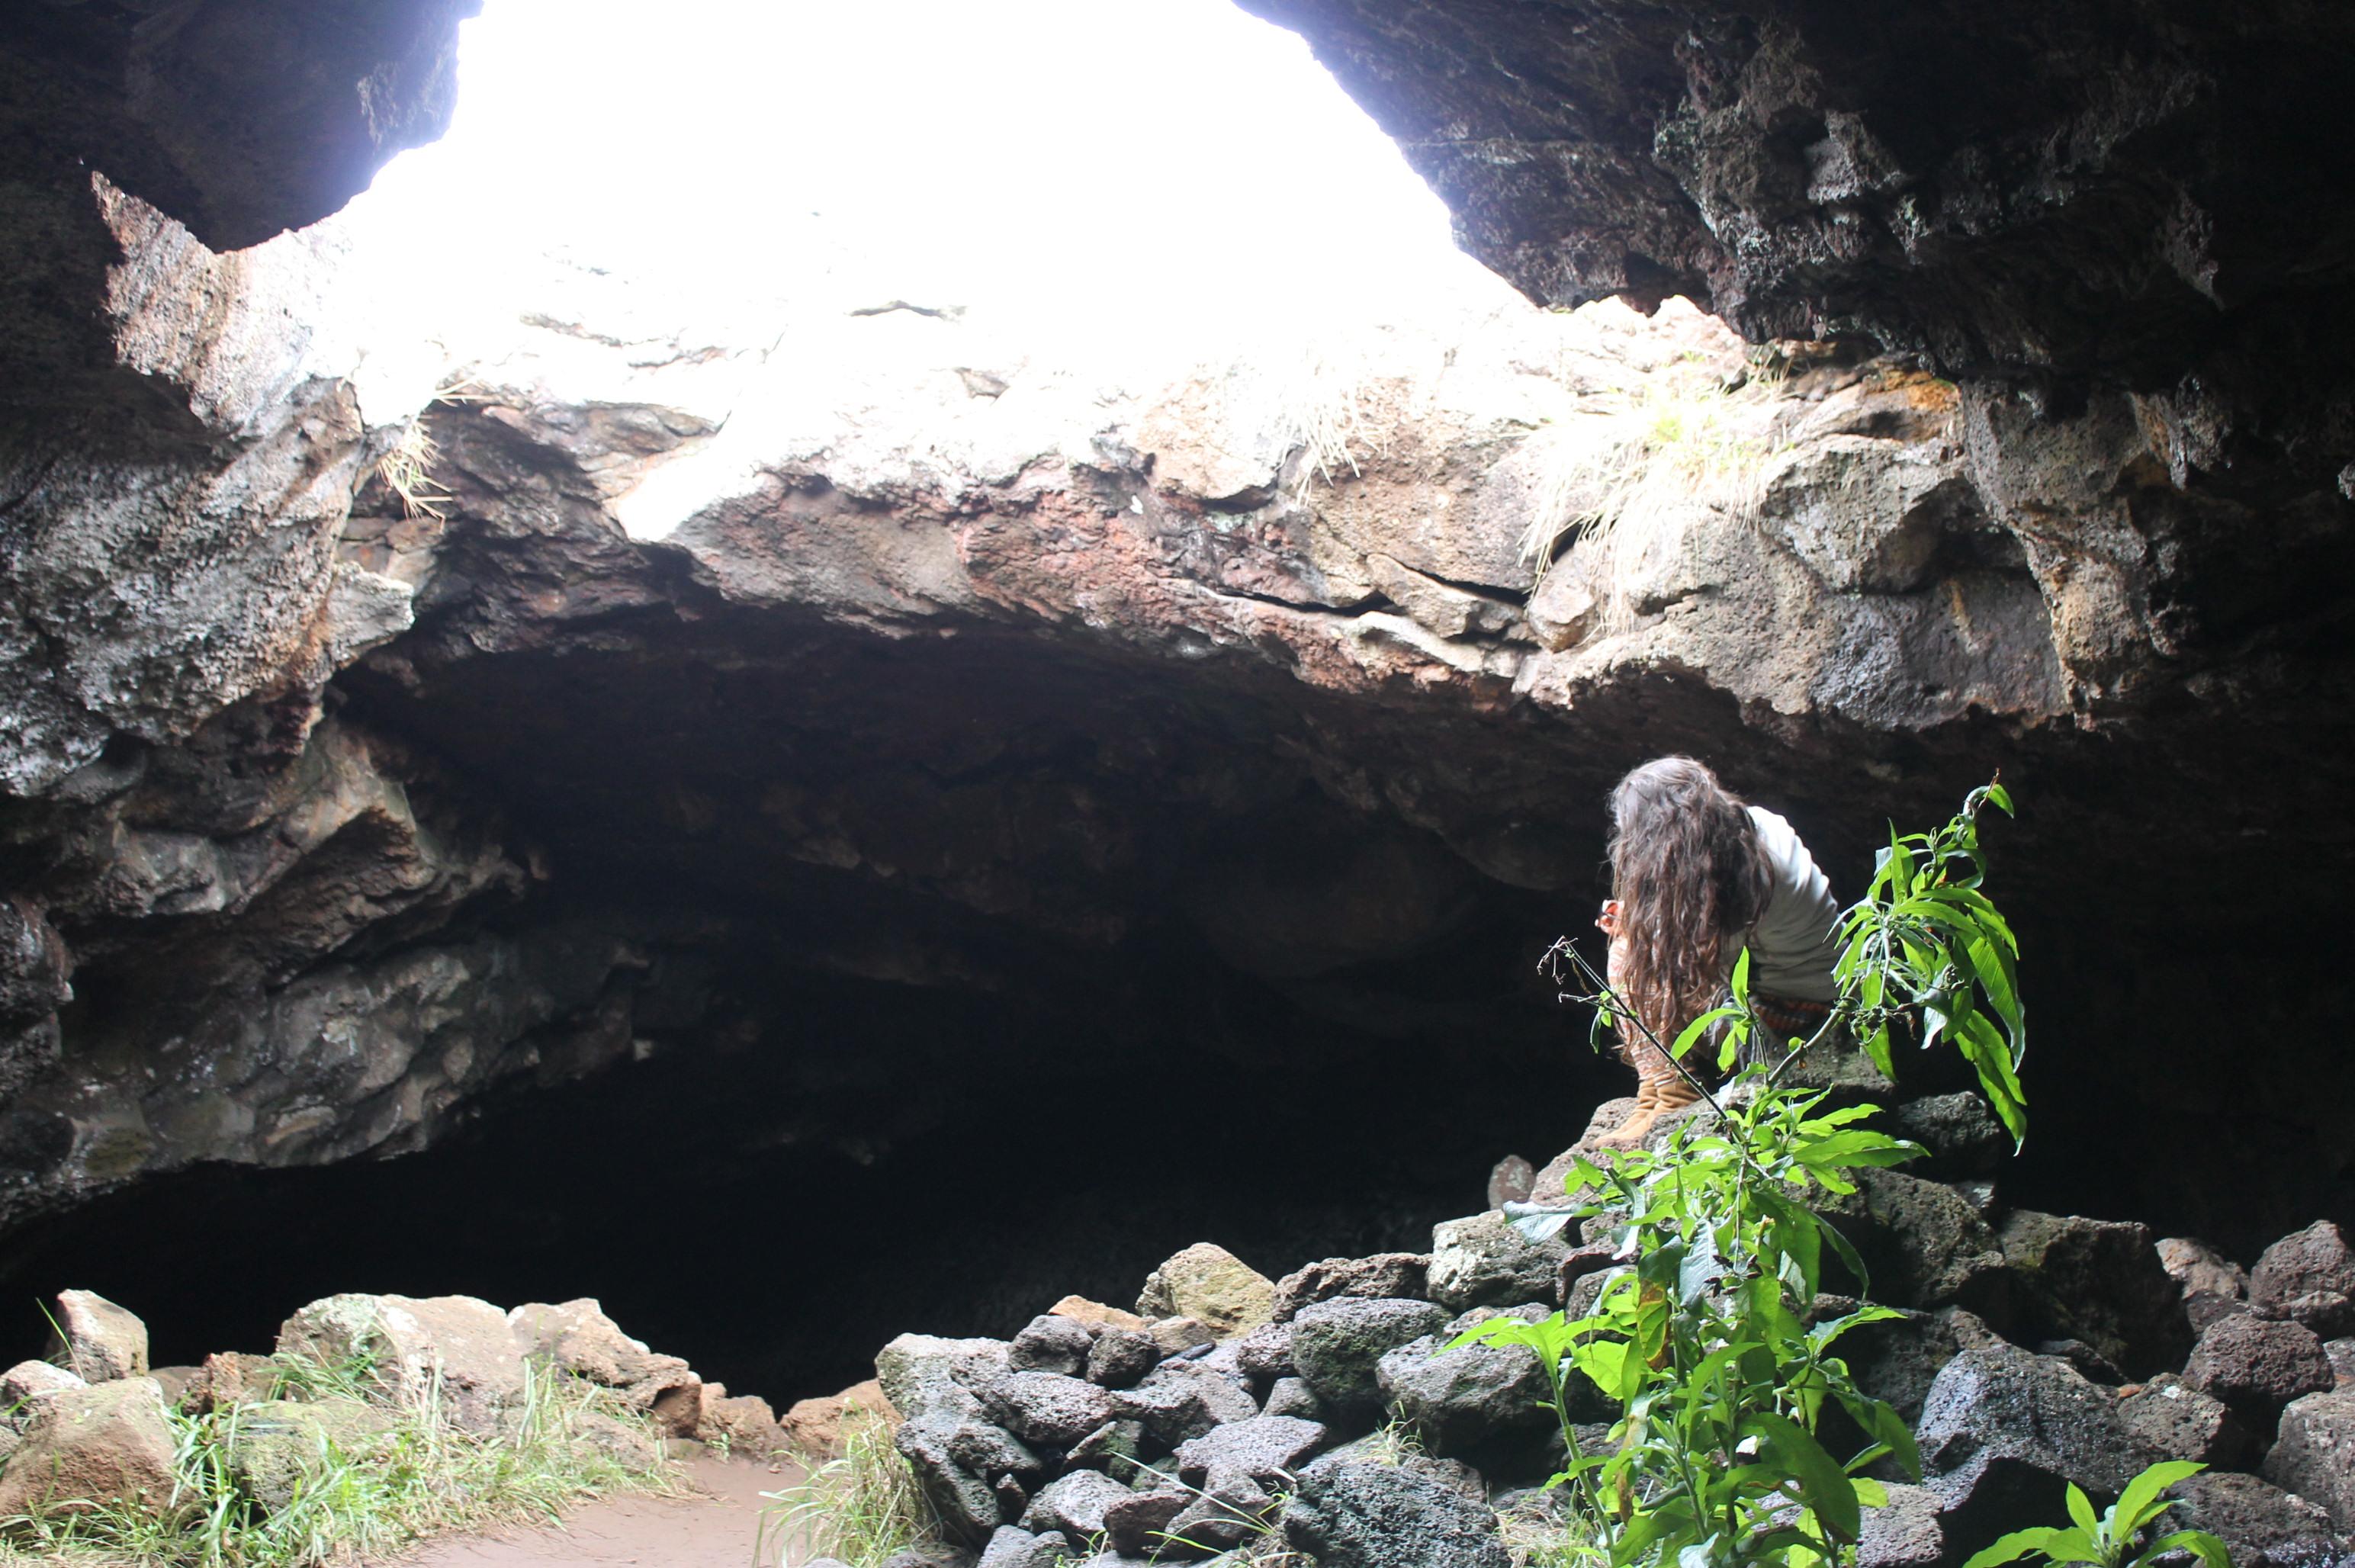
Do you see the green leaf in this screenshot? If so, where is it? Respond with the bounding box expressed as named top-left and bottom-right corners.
top-left (1963, 1528), bottom-right (2061, 1568)
top-left (1853, 1476), bottom-right (1889, 1508)
top-left (1743, 1412), bottom-right (1860, 1544)
top-left (2064, 1483), bottom-right (2100, 1537)
top-left (2037, 1526), bottom-right (2106, 1565)
top-left (2115, 1460), bottom-right (2204, 1537)
top-left (2132, 1530), bottom-right (2228, 1568)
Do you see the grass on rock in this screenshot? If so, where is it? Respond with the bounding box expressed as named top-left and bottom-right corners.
top-left (759, 1410), bottom-right (935, 1568)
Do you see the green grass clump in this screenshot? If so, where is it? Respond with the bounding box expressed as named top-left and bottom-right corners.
top-left (0, 1356), bottom-right (675, 1568)
top-left (758, 1411), bottom-right (935, 1568)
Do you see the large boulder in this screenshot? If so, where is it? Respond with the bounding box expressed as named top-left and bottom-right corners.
top-left (1853, 1170), bottom-right (2011, 1316)
top-left (0, 1377), bottom-right (175, 1518)
top-left (44, 1290), bottom-right (149, 1383)
top-left (1271, 1255), bottom-right (1431, 1323)
top-left (878, 1335), bottom-right (1013, 1423)
top-left (1107, 1359), bottom-right (1258, 1447)
top-left (508, 1298), bottom-right (701, 1432)
top-left (2164, 1470), bottom-right (2349, 1568)
top-left (1994, 1210), bottom-right (2190, 1377)
top-left (1007, 1315), bottom-right (1096, 1377)
top-left (1426, 1212), bottom-right (1569, 1311)
top-left (1136, 1244), bottom-right (1277, 1339)
top-left (2263, 1390), bottom-right (2355, 1531)
top-left (1376, 1329), bottom-right (1550, 1457)
top-left (1290, 1298), bottom-right (1450, 1418)
top-left (276, 1293), bottom-right (524, 1431)
top-left (1022, 1468), bottom-right (1136, 1541)
top-left (226, 1397), bottom-right (395, 1508)
top-left (2251, 1221), bottom-right (2355, 1338)
top-left (2182, 1313), bottom-right (2335, 1431)
top-left (1281, 1452), bottom-right (1512, 1568)
top-left (1857, 1483), bottom-right (1946, 1568)
top-left (1915, 1342), bottom-right (2148, 1543)
top-left (779, 1379), bottom-right (899, 1459)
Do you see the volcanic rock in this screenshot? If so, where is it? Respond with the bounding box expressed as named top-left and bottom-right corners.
top-left (1289, 1297), bottom-right (1450, 1418)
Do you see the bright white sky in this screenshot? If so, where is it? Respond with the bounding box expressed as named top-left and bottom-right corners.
top-left (344, 0), bottom-right (1486, 355)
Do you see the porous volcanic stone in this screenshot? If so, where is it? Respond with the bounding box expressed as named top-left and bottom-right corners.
top-left (1174, 1413), bottom-right (1329, 1488)
top-left (1022, 1468), bottom-right (1136, 1541)
top-left (1376, 1333), bottom-right (1550, 1456)
top-left (1084, 1328), bottom-right (1158, 1390)
top-left (509, 1299), bottom-right (700, 1429)
top-left (2263, 1390), bottom-right (2355, 1531)
top-left (1008, 1315), bottom-right (1095, 1377)
top-left (2, 1358), bottom-right (85, 1406)
top-left (1065, 1419), bottom-right (1146, 1484)
top-left (2116, 1376), bottom-right (2246, 1467)
top-left (2164, 1471), bottom-right (2347, 1568)
top-left (1271, 1254), bottom-right (1431, 1322)
top-left (1282, 1452), bottom-right (1512, 1568)
top-left (1100, 1488), bottom-right (1190, 1557)
top-left (1136, 1244), bottom-right (1276, 1339)
top-left (2251, 1221), bottom-right (2355, 1338)
top-left (1994, 1209), bottom-right (2190, 1377)
top-left (1889, 1094), bottom-right (2008, 1177)
top-left (1855, 1170), bottom-right (2011, 1316)
top-left (982, 1370), bottom-right (1116, 1448)
top-left (898, 1412), bottom-right (1033, 1546)
top-left (1427, 1212), bottom-right (1569, 1311)
top-left (1857, 1483), bottom-right (1945, 1568)
top-left (1290, 1297), bottom-right (1450, 1417)
top-left (1264, 1376), bottom-right (1327, 1421)
top-left (278, 1293), bottom-right (524, 1431)
top-left (1108, 1359), bottom-right (1258, 1447)
top-left (227, 1397), bottom-right (395, 1508)
top-left (1916, 1342), bottom-right (2146, 1542)
top-left (1234, 1321), bottom-right (1295, 1383)
top-left (2182, 1313), bottom-right (2334, 1428)
top-left (877, 1335), bottom-right (1010, 1423)
top-left (2159, 1236), bottom-right (2253, 1332)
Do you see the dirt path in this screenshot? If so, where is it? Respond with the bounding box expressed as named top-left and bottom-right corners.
top-left (391, 1456), bottom-right (802, 1568)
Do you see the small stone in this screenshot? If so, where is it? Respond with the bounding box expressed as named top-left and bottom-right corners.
top-left (1281, 1453), bottom-right (1512, 1568)
top-left (1233, 1320), bottom-right (1294, 1383)
top-left (1270, 1254), bottom-right (1431, 1323)
top-left (1486, 1155), bottom-right (1536, 1208)
top-left (1857, 1482), bottom-right (1944, 1568)
top-left (699, 1390), bottom-right (789, 1457)
top-left (1049, 1297), bottom-right (1147, 1332)
top-left (1101, 1489), bottom-right (1190, 1557)
top-left (1008, 1315), bottom-right (1096, 1377)
top-left (2182, 1313), bottom-right (2334, 1428)
top-left (47, 1290), bottom-right (149, 1383)
top-left (2326, 1337), bottom-right (2355, 1388)
top-left (1262, 1376), bottom-right (1328, 1421)
top-left (2, 1358), bottom-right (86, 1408)
top-left (2116, 1375), bottom-right (2246, 1467)
top-left (2159, 1235), bottom-right (2251, 1331)
top-left (1084, 1329), bottom-right (1157, 1390)
top-left (1108, 1359), bottom-right (1258, 1447)
top-left (1022, 1469), bottom-right (1136, 1541)
top-left (1136, 1244), bottom-right (1277, 1338)
top-left (1148, 1317), bottom-right (1217, 1357)
top-left (982, 1371), bottom-right (1116, 1448)
top-left (1065, 1419), bottom-right (1146, 1483)
top-left (1174, 1414), bottom-right (1329, 1488)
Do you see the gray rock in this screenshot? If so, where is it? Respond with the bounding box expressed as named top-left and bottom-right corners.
top-left (2327, 1338), bottom-right (2355, 1389)
top-left (2164, 1471), bottom-right (2347, 1568)
top-left (1065, 1419), bottom-right (1147, 1485)
top-left (1281, 1454), bottom-right (1512, 1568)
top-left (2252, 1221), bottom-right (2355, 1338)
top-left (1858, 1482), bottom-right (1945, 1568)
top-left (2263, 1390), bottom-right (2355, 1531)
top-left (2183, 1313), bottom-right (2334, 1428)
top-left (1556, 1241), bottom-right (1619, 1307)
top-left (1312, 1434), bottom-right (1489, 1500)
top-left (898, 1414), bottom-right (1029, 1546)
top-left (979, 1528), bottom-right (1069, 1568)
top-left (1100, 1488), bottom-right (1190, 1557)
top-left (1833, 1305), bottom-right (1967, 1425)
top-left (1888, 1093), bottom-right (2008, 1177)
top-left (879, 1547), bottom-right (978, 1568)
top-left (1428, 1211), bottom-right (1569, 1311)
top-left (1163, 1472), bottom-right (1279, 1554)
top-left (1174, 1413), bottom-right (1329, 1488)
top-left (2116, 1376), bottom-right (2247, 1467)
top-left (1262, 1376), bottom-right (1328, 1422)
top-left (1995, 1209), bottom-right (2191, 1377)
top-left (1487, 1154), bottom-right (1537, 1208)
top-left (276, 1293), bottom-right (525, 1432)
top-left (1009, 1315), bottom-right (1096, 1377)
top-left (1376, 1333), bottom-right (1550, 1456)
top-left (46, 1290), bottom-right (149, 1383)
top-left (1022, 1469), bottom-right (1137, 1541)
top-left (1108, 1360), bottom-right (1258, 1447)
top-left (1233, 1321), bottom-right (1294, 1383)
top-left (1855, 1169), bottom-right (2012, 1317)
top-left (1916, 1342), bottom-right (2148, 1542)
top-left (1270, 1254), bottom-right (1431, 1323)
top-left (2160, 1236), bottom-right (2253, 1332)
top-left (982, 1371), bottom-right (1117, 1449)
top-left (1290, 1297), bottom-right (1451, 1418)
top-left (1136, 1245), bottom-right (1277, 1339)
top-left (1084, 1329), bottom-right (1158, 1390)
top-left (879, 1335), bottom-right (1014, 1424)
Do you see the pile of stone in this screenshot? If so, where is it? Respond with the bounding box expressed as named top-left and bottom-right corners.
top-left (0, 1287), bottom-right (869, 1524)
top-left (865, 1099), bottom-right (2355, 1568)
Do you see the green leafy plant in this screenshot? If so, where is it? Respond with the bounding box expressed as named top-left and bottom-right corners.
top-left (758, 1409), bottom-right (937, 1568)
top-left (1460, 782), bottom-right (2033, 1568)
top-left (1962, 1461), bottom-right (2228, 1568)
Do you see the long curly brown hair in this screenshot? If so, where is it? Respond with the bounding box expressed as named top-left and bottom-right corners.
top-left (1607, 757), bottom-right (1769, 1057)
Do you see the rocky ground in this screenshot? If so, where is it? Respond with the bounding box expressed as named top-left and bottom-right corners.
top-left (850, 1093), bottom-right (2355, 1568)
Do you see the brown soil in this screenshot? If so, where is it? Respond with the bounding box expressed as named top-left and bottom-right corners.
top-left (390, 1455), bottom-right (805, 1567)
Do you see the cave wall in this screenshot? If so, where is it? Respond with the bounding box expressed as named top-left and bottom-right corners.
top-left (0, 0), bottom-right (2351, 1323)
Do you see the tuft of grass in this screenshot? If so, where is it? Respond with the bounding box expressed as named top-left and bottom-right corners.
top-left (0, 1358), bottom-right (675, 1568)
top-left (1497, 1490), bottom-right (1612, 1568)
top-left (373, 419), bottom-right (451, 522)
top-left (758, 1410), bottom-right (936, 1568)
top-left (1518, 368), bottom-right (1772, 628)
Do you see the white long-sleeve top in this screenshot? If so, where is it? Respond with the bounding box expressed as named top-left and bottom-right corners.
top-left (1740, 806), bottom-right (1842, 1001)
